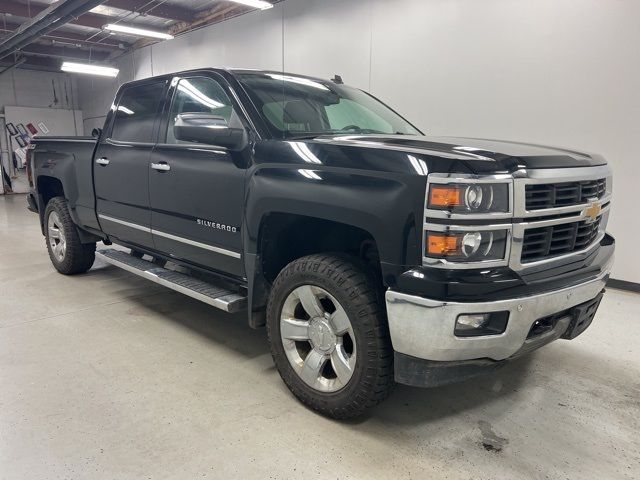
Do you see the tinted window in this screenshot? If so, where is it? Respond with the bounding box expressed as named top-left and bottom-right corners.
top-left (166, 77), bottom-right (239, 144)
top-left (111, 81), bottom-right (166, 143)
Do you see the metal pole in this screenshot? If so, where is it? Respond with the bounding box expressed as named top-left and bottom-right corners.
top-left (0, 0), bottom-right (108, 62)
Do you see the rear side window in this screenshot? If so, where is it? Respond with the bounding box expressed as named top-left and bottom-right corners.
top-left (111, 81), bottom-right (166, 143)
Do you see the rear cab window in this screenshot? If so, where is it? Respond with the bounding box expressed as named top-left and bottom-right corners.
top-left (110, 81), bottom-right (167, 143)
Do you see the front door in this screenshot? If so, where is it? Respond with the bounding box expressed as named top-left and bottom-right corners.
top-left (148, 75), bottom-right (246, 277)
top-left (94, 79), bottom-right (167, 249)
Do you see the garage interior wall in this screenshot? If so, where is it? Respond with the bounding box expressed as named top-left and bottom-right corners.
top-left (75, 0), bottom-right (640, 284)
top-left (1, 69), bottom-right (80, 193)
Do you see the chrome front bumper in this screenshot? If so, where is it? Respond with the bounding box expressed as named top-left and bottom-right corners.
top-left (385, 261), bottom-right (612, 362)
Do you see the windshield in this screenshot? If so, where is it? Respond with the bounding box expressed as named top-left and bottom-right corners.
top-left (236, 72), bottom-right (422, 139)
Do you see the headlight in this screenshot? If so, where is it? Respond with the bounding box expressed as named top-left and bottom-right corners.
top-left (425, 229), bottom-right (508, 262)
top-left (428, 183), bottom-right (509, 213)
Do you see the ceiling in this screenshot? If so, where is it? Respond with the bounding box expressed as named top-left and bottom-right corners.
top-left (0, 0), bottom-right (278, 71)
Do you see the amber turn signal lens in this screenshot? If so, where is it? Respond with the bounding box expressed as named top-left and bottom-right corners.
top-left (429, 186), bottom-right (463, 208)
top-left (427, 234), bottom-right (461, 256)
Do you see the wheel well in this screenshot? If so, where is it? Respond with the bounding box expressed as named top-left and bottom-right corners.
top-left (258, 213), bottom-right (382, 284)
top-left (37, 176), bottom-right (64, 207)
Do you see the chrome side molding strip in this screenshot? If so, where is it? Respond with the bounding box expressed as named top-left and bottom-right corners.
top-left (98, 214), bottom-right (151, 232)
top-left (152, 229), bottom-right (241, 259)
top-left (97, 214), bottom-right (241, 259)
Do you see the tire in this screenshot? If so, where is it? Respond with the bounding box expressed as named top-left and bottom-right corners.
top-left (44, 197), bottom-right (96, 275)
top-left (267, 254), bottom-right (394, 419)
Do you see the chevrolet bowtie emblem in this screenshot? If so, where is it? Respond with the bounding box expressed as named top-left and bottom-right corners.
top-left (584, 201), bottom-right (602, 222)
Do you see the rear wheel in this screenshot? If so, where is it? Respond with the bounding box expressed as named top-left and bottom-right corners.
top-left (44, 197), bottom-right (95, 275)
top-left (267, 254), bottom-right (394, 419)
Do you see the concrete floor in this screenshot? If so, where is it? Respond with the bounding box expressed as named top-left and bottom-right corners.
top-left (0, 194), bottom-right (638, 480)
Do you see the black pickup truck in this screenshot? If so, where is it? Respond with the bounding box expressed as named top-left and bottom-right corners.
top-left (27, 68), bottom-right (614, 418)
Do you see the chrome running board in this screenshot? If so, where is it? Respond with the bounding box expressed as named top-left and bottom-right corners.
top-left (96, 249), bottom-right (247, 313)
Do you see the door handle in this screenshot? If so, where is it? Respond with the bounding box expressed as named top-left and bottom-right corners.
top-left (96, 157), bottom-right (110, 166)
top-left (151, 162), bottom-right (171, 172)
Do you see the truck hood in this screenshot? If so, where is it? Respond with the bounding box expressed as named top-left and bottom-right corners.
top-left (311, 134), bottom-right (607, 171)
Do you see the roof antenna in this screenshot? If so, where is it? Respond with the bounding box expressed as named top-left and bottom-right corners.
top-left (331, 74), bottom-right (343, 85)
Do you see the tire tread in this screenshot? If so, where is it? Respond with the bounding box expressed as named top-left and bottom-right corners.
top-left (267, 253), bottom-right (394, 419)
top-left (44, 197), bottom-right (95, 275)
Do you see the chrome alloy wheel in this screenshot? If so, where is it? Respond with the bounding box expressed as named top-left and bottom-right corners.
top-left (47, 211), bottom-right (67, 262)
top-left (280, 285), bottom-right (357, 392)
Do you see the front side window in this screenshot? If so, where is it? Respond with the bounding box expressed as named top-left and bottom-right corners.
top-left (237, 73), bottom-right (422, 139)
top-left (166, 77), bottom-right (239, 144)
top-left (111, 81), bottom-right (166, 143)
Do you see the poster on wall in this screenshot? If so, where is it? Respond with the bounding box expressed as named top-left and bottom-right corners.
top-left (3, 106), bottom-right (84, 195)
top-left (14, 148), bottom-right (27, 169)
top-left (37, 122), bottom-right (50, 134)
top-left (15, 136), bottom-right (28, 148)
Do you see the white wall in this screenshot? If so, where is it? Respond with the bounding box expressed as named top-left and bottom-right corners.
top-left (1, 69), bottom-right (81, 194)
top-left (76, 0), bottom-right (640, 283)
top-left (0, 68), bottom-right (79, 111)
top-left (4, 106), bottom-right (83, 137)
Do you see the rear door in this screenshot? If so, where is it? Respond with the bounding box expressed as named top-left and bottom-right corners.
top-left (94, 79), bottom-right (168, 249)
top-left (148, 74), bottom-right (247, 277)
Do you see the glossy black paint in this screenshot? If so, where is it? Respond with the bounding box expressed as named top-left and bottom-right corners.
top-left (29, 137), bottom-right (99, 231)
top-left (287, 135), bottom-right (606, 173)
top-left (94, 140), bottom-right (157, 249)
top-left (28, 68), bottom-right (612, 323)
top-left (243, 139), bottom-right (427, 267)
top-left (149, 143), bottom-right (246, 276)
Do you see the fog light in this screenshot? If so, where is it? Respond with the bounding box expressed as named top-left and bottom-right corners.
top-left (457, 314), bottom-right (490, 329)
top-left (455, 312), bottom-right (509, 337)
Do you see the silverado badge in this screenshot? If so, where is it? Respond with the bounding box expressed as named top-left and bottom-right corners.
top-left (197, 218), bottom-right (238, 233)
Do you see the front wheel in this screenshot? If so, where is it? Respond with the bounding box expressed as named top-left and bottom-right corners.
top-left (266, 254), bottom-right (394, 419)
top-left (44, 197), bottom-right (96, 275)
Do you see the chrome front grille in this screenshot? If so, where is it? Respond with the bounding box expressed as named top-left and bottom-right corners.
top-left (521, 218), bottom-right (602, 263)
top-left (525, 178), bottom-right (607, 210)
top-left (423, 165), bottom-right (612, 271)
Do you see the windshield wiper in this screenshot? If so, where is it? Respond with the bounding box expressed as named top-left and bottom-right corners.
top-left (286, 130), bottom-right (410, 140)
top-left (334, 128), bottom-right (410, 135)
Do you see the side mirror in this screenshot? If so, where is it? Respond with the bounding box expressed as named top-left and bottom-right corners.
top-left (91, 127), bottom-right (102, 139)
top-left (173, 113), bottom-right (246, 151)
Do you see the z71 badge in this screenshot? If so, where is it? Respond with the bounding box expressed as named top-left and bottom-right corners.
top-left (197, 218), bottom-right (238, 233)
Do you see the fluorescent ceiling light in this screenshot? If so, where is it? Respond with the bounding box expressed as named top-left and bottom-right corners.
top-left (104, 24), bottom-right (174, 40)
top-left (290, 142), bottom-right (322, 164)
top-left (228, 0), bottom-right (274, 10)
top-left (268, 74), bottom-right (329, 91)
top-left (178, 80), bottom-right (224, 109)
top-left (117, 105), bottom-right (134, 115)
top-left (61, 62), bottom-right (119, 77)
top-left (298, 169), bottom-right (322, 180)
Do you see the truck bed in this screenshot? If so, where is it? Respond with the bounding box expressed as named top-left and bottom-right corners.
top-left (32, 136), bottom-right (99, 232)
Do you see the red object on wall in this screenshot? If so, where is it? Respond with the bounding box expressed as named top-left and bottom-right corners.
top-left (26, 123), bottom-right (38, 135)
